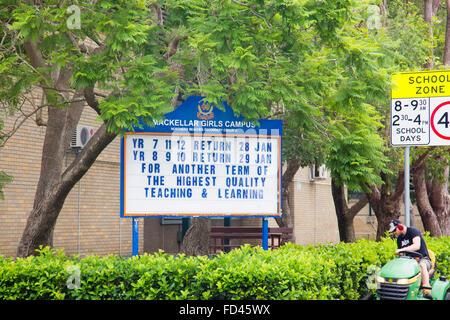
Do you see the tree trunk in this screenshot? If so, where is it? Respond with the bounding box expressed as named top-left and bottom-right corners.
top-left (16, 38), bottom-right (118, 257)
top-left (413, 164), bottom-right (441, 236)
top-left (332, 183), bottom-right (355, 242)
top-left (275, 158), bottom-right (301, 229)
top-left (370, 195), bottom-right (403, 241)
top-left (17, 118), bottom-right (116, 257)
top-left (365, 145), bottom-right (433, 241)
top-left (17, 104), bottom-right (80, 256)
top-left (423, 0), bottom-right (441, 68)
top-left (424, 0), bottom-right (434, 68)
top-left (180, 218), bottom-right (211, 256)
top-left (413, 162), bottom-right (450, 237)
top-left (331, 178), bottom-right (368, 243)
top-left (424, 0), bottom-right (434, 22)
top-left (17, 185), bottom-right (72, 257)
top-left (444, 1), bottom-right (450, 65)
top-left (365, 171), bottom-right (405, 241)
top-left (429, 165), bottom-right (450, 235)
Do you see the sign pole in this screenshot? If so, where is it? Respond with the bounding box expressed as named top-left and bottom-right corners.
top-left (132, 218), bottom-right (139, 256)
top-left (262, 218), bottom-right (268, 250)
top-left (404, 147), bottom-right (410, 227)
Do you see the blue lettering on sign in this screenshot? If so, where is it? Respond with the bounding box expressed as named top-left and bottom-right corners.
top-left (226, 165), bottom-right (250, 175)
top-left (193, 140), bottom-right (232, 151)
top-left (144, 187), bottom-right (193, 198)
top-left (255, 154), bottom-right (271, 164)
top-left (225, 177), bottom-right (266, 187)
top-left (217, 188), bottom-right (264, 199)
top-left (171, 164), bottom-right (216, 175)
top-left (176, 176), bottom-right (217, 187)
top-left (147, 175), bottom-right (165, 186)
top-left (254, 142), bottom-right (272, 152)
top-left (133, 150), bottom-right (145, 161)
top-left (133, 138), bottom-right (144, 148)
top-left (192, 152), bottom-right (231, 163)
top-left (141, 163), bottom-right (160, 173)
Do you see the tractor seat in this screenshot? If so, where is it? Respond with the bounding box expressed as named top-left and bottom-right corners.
top-left (428, 249), bottom-right (436, 279)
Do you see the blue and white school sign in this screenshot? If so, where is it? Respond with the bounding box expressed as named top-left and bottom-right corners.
top-left (120, 96), bottom-right (282, 218)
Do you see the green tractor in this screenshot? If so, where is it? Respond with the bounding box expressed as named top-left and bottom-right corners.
top-left (369, 250), bottom-right (450, 300)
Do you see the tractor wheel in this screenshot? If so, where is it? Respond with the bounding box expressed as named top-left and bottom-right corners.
top-left (445, 291), bottom-right (450, 300)
top-left (361, 293), bottom-right (375, 300)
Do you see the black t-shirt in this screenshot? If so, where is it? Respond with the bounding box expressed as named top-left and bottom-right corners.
top-left (397, 226), bottom-right (430, 259)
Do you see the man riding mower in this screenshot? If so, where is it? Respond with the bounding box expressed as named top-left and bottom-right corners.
top-left (369, 219), bottom-right (450, 300)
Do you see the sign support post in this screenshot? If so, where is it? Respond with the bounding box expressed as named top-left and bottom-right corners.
top-left (404, 146), bottom-right (410, 227)
top-left (262, 218), bottom-right (268, 250)
top-left (132, 218), bottom-right (139, 256)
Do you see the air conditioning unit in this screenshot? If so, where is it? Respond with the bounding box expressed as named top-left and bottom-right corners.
top-left (309, 164), bottom-right (327, 181)
top-left (71, 125), bottom-right (94, 149)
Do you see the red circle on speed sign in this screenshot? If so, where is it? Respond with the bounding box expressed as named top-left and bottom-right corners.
top-left (430, 101), bottom-right (450, 140)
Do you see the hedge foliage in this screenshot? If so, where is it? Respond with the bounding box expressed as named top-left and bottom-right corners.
top-left (0, 236), bottom-right (448, 300)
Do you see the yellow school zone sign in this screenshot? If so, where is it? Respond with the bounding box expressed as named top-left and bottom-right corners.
top-left (391, 70), bottom-right (450, 146)
top-left (391, 70), bottom-right (450, 99)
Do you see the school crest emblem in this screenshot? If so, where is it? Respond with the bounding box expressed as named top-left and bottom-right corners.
top-left (197, 101), bottom-right (214, 120)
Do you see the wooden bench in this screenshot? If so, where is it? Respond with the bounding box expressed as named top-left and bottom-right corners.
top-left (209, 226), bottom-right (293, 253)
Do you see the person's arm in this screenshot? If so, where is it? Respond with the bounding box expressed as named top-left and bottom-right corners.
top-left (395, 236), bottom-right (421, 254)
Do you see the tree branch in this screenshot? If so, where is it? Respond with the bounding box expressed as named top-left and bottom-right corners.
top-left (166, 35), bottom-right (187, 60)
top-left (83, 87), bottom-right (101, 115)
top-left (366, 184), bottom-right (381, 202)
top-left (391, 169), bottom-right (405, 201)
top-left (282, 158), bottom-right (302, 183)
top-left (60, 123), bottom-right (116, 193)
top-left (347, 195), bottom-right (369, 218)
top-left (231, 0), bottom-right (251, 7)
top-left (411, 147), bottom-right (434, 173)
top-left (23, 40), bottom-right (48, 70)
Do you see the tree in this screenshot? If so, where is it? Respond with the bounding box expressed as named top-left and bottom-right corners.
top-left (407, 0), bottom-right (450, 238)
top-left (331, 181), bottom-right (368, 243)
top-left (177, 0), bottom-right (403, 249)
top-left (362, 0), bottom-right (450, 239)
top-left (296, 1), bottom-right (404, 242)
top-left (412, 148), bottom-right (450, 236)
top-left (276, 1), bottom-right (395, 240)
top-left (327, 105), bottom-right (388, 242)
top-left (355, 0), bottom-right (435, 240)
top-left (2, 0), bottom-right (367, 257)
top-left (407, 0), bottom-right (450, 237)
top-left (175, 0), bottom-right (366, 253)
top-left (1, 0), bottom-right (185, 257)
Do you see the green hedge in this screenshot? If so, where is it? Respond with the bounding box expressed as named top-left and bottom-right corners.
top-left (0, 236), bottom-right (448, 300)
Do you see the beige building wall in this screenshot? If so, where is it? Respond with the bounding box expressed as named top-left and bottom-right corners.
top-left (288, 166), bottom-right (340, 245)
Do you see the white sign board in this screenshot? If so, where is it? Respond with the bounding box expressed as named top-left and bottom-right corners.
top-left (391, 70), bottom-right (450, 146)
top-left (123, 133), bottom-right (280, 216)
top-left (120, 96), bottom-right (282, 218)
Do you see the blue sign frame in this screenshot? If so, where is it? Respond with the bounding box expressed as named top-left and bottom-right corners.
top-left (120, 96), bottom-right (282, 218)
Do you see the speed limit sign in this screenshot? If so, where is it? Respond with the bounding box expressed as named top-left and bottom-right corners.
top-left (430, 100), bottom-right (450, 141)
top-left (391, 70), bottom-right (450, 146)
